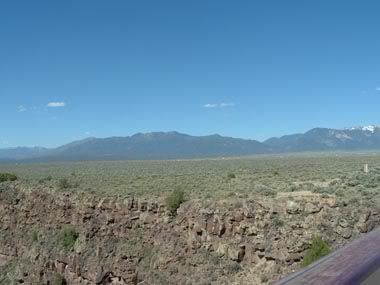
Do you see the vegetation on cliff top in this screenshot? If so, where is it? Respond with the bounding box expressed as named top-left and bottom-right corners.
top-left (2, 153), bottom-right (380, 208)
top-left (0, 173), bottom-right (17, 182)
top-left (59, 225), bottom-right (79, 251)
top-left (165, 188), bottom-right (185, 215)
top-left (301, 236), bottom-right (330, 268)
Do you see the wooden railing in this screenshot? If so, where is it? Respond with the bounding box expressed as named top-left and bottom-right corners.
top-left (275, 228), bottom-right (380, 285)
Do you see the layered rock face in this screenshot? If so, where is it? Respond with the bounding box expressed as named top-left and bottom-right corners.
top-left (1, 182), bottom-right (379, 285)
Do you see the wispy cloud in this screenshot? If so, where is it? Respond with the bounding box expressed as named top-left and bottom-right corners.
top-left (203, 103), bottom-right (219, 108)
top-left (17, 105), bottom-right (26, 112)
top-left (30, 106), bottom-right (41, 111)
top-left (47, 102), bottom-right (66, 108)
top-left (219, 102), bottom-right (235, 107)
top-left (203, 102), bottom-right (235, 109)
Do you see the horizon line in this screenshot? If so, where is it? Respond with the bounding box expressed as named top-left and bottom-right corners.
top-left (1, 125), bottom-right (380, 149)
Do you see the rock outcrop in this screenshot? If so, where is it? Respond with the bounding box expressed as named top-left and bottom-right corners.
top-left (1, 182), bottom-right (379, 284)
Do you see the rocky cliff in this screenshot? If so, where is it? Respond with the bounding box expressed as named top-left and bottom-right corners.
top-left (1, 182), bottom-right (379, 285)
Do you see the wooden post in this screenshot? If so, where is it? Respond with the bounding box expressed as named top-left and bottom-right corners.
top-left (364, 164), bottom-right (369, 173)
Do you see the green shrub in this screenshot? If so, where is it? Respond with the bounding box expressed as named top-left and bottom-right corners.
top-left (260, 275), bottom-right (269, 283)
top-left (53, 273), bottom-right (66, 285)
top-left (261, 188), bottom-right (276, 197)
top-left (32, 231), bottom-right (38, 242)
top-left (57, 177), bottom-right (79, 189)
top-left (0, 173), bottom-right (17, 182)
top-left (289, 185), bottom-right (298, 192)
top-left (301, 236), bottom-right (330, 268)
top-left (39, 175), bottom-right (53, 183)
top-left (273, 216), bottom-right (284, 227)
top-left (227, 173), bottom-right (236, 179)
top-left (225, 261), bottom-right (241, 274)
top-left (58, 178), bottom-right (70, 189)
top-left (59, 225), bottom-right (78, 251)
top-left (165, 189), bottom-right (185, 215)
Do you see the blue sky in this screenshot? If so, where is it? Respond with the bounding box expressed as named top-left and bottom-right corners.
top-left (1, 1), bottom-right (380, 147)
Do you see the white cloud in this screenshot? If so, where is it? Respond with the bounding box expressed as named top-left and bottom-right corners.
top-left (203, 102), bottom-right (235, 108)
top-left (203, 103), bottom-right (219, 108)
top-left (17, 105), bottom-right (26, 112)
top-left (47, 102), bottom-right (66, 108)
top-left (220, 102), bottom-right (235, 107)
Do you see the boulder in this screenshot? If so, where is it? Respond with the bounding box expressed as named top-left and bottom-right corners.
top-left (336, 226), bottom-right (352, 239)
top-left (286, 200), bottom-right (302, 214)
top-left (305, 202), bottom-right (322, 214)
top-left (140, 213), bottom-right (156, 225)
top-left (285, 252), bottom-right (301, 263)
top-left (356, 221), bottom-right (369, 233)
top-left (228, 245), bottom-right (245, 262)
top-left (246, 225), bottom-right (258, 236)
top-left (339, 219), bottom-right (349, 228)
top-left (216, 243), bottom-right (229, 257)
top-left (358, 211), bottom-right (371, 224)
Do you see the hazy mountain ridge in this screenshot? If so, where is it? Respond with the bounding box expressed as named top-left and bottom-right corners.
top-left (0, 147), bottom-right (52, 161)
top-left (265, 126), bottom-right (380, 152)
top-left (2, 126), bottom-right (380, 161)
top-left (0, 132), bottom-right (270, 161)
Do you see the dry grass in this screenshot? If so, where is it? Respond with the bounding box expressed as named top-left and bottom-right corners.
top-left (1, 152), bottom-right (380, 205)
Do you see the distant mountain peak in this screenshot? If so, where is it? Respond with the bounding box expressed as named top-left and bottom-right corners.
top-left (360, 125), bottom-right (377, 133)
top-left (4, 126), bottom-right (380, 162)
top-left (131, 131), bottom-right (190, 139)
top-left (347, 125), bottom-right (379, 134)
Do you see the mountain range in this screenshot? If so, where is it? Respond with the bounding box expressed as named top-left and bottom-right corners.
top-left (2, 126), bottom-right (380, 162)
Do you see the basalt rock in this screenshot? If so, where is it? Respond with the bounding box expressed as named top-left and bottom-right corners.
top-left (0, 183), bottom-right (379, 285)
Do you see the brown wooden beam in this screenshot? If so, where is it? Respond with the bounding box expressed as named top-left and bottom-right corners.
top-left (275, 228), bottom-right (380, 285)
